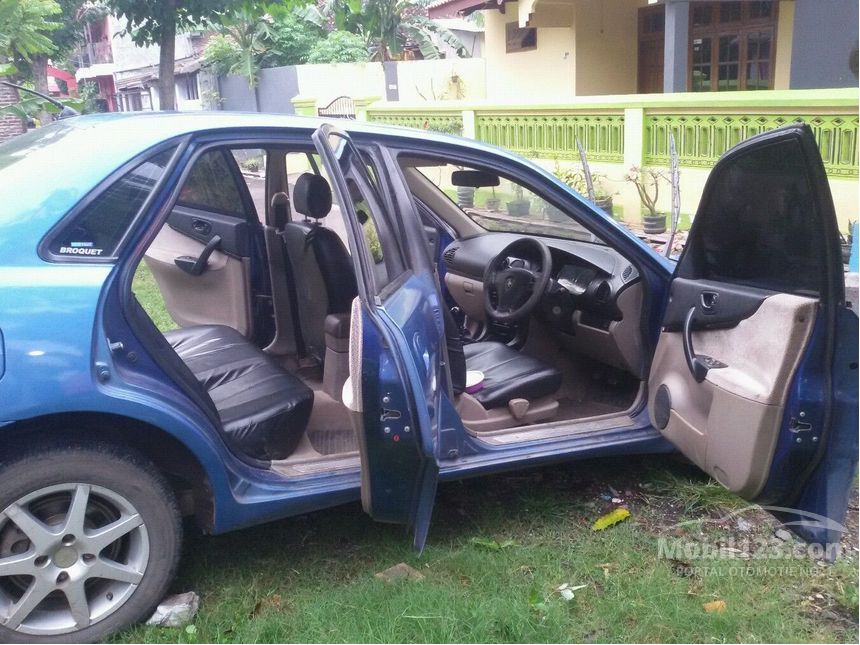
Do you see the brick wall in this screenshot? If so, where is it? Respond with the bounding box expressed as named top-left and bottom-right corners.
top-left (0, 81), bottom-right (26, 143)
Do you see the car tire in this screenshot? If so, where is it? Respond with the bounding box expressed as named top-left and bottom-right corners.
top-left (0, 441), bottom-right (182, 643)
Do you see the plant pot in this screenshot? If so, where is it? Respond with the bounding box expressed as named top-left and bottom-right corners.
top-left (457, 186), bottom-right (475, 209)
top-left (485, 197), bottom-right (501, 211)
top-left (596, 196), bottom-right (614, 217)
top-left (544, 204), bottom-right (566, 222)
top-left (841, 242), bottom-right (852, 264)
top-left (643, 213), bottom-right (667, 234)
top-left (506, 199), bottom-right (530, 217)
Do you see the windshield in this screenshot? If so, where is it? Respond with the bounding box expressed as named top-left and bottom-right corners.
top-left (413, 161), bottom-right (605, 245)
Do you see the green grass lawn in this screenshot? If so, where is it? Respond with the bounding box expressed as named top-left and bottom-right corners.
top-left (112, 456), bottom-right (858, 644)
top-left (132, 262), bottom-right (176, 332)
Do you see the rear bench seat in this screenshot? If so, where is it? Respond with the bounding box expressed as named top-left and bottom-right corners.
top-left (164, 325), bottom-right (313, 461)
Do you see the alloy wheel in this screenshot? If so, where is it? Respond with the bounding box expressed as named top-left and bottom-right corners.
top-left (0, 483), bottom-right (149, 636)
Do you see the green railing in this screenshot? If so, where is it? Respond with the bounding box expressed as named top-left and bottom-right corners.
top-left (644, 113), bottom-right (859, 177)
top-left (366, 110), bottom-right (463, 135)
top-left (474, 113), bottom-right (625, 163)
top-left (363, 89), bottom-right (859, 179)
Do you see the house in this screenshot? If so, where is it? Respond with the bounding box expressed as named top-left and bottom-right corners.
top-left (74, 15), bottom-right (210, 112)
top-left (429, 0), bottom-right (858, 102)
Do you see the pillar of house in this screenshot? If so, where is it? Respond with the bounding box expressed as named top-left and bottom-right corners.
top-left (291, 96), bottom-right (317, 117)
top-left (663, 0), bottom-right (690, 93)
top-left (353, 96), bottom-right (381, 121)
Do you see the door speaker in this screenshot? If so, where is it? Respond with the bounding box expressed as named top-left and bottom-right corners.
top-left (654, 384), bottom-right (672, 430)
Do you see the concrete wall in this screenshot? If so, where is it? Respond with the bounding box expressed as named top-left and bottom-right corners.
top-left (484, 2), bottom-right (576, 102)
top-left (107, 16), bottom-right (197, 73)
top-left (395, 58), bottom-right (486, 101)
top-left (295, 62), bottom-right (387, 107)
top-left (574, 0), bottom-right (648, 96)
top-left (217, 59), bottom-right (487, 112)
top-left (789, 0), bottom-right (859, 89)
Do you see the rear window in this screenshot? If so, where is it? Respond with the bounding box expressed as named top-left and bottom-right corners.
top-left (176, 149), bottom-right (246, 216)
top-left (47, 147), bottom-right (175, 260)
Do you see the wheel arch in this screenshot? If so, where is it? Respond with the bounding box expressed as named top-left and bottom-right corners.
top-left (0, 411), bottom-right (215, 532)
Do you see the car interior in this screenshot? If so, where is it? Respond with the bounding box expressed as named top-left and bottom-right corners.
top-left (131, 141), bottom-right (651, 475)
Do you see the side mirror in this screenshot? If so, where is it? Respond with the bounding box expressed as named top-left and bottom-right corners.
top-left (451, 170), bottom-right (500, 188)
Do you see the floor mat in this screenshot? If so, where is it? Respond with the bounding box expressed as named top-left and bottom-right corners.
top-left (307, 428), bottom-right (358, 455)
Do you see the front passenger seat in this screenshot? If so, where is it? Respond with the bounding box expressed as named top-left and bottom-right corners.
top-left (282, 173), bottom-right (358, 362)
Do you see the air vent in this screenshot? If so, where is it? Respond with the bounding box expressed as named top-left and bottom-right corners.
top-left (442, 246), bottom-right (459, 266)
top-left (594, 280), bottom-right (612, 304)
top-left (622, 265), bottom-right (633, 282)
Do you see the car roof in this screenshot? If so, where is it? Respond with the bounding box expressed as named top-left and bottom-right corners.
top-left (0, 111), bottom-right (511, 265)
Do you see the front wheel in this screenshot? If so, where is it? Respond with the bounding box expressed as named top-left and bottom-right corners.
top-left (0, 442), bottom-right (182, 643)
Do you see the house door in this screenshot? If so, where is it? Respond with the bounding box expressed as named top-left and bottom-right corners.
top-left (638, 5), bottom-right (665, 93)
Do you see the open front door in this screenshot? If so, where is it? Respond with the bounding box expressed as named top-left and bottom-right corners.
top-left (313, 124), bottom-right (444, 551)
top-left (649, 123), bottom-right (857, 553)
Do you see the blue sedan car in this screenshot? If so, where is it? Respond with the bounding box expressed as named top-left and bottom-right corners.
top-left (0, 113), bottom-right (856, 642)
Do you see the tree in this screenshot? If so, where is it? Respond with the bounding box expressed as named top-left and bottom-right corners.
top-left (27, 1), bottom-right (108, 98)
top-left (106, 0), bottom-right (240, 110)
top-left (306, 30), bottom-right (367, 64)
top-left (0, 0), bottom-right (61, 77)
top-left (302, 0), bottom-right (466, 61)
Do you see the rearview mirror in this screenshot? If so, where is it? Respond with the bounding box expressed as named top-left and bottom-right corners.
top-left (451, 170), bottom-right (500, 188)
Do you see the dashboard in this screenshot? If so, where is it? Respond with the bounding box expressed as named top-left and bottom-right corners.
top-left (442, 232), bottom-right (645, 376)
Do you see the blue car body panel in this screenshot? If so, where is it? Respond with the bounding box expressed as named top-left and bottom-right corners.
top-left (0, 113), bottom-right (852, 542)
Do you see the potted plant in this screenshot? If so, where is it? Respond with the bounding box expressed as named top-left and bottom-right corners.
top-left (841, 220), bottom-right (855, 264)
top-left (553, 163), bottom-right (615, 218)
top-left (506, 184), bottom-right (530, 217)
top-left (485, 186), bottom-right (501, 211)
top-left (625, 165), bottom-right (667, 234)
top-left (592, 174), bottom-right (616, 218)
top-left (456, 184), bottom-right (475, 209)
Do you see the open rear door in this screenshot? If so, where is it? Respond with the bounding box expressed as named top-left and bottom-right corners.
top-left (312, 124), bottom-right (444, 551)
top-left (648, 123), bottom-right (857, 554)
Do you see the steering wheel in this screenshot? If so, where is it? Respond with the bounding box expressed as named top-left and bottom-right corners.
top-left (483, 237), bottom-right (553, 323)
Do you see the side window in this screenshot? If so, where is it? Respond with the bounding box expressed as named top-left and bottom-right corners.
top-left (231, 148), bottom-right (266, 221)
top-left (177, 149), bottom-right (246, 217)
top-left (48, 147), bottom-right (175, 259)
top-left (678, 137), bottom-right (826, 296)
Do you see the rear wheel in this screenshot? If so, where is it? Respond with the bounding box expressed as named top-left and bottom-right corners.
top-left (0, 443), bottom-right (182, 643)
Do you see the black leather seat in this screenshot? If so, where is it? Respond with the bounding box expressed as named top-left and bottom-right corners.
top-left (443, 306), bottom-right (561, 409)
top-left (282, 173), bottom-right (357, 362)
top-left (164, 325), bottom-right (313, 461)
top-left (463, 342), bottom-right (563, 409)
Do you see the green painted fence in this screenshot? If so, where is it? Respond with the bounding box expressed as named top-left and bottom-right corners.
top-left (364, 89), bottom-right (859, 179)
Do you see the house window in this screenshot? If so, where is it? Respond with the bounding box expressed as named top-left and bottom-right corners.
top-left (179, 73), bottom-right (199, 101)
top-left (505, 22), bottom-right (537, 53)
top-left (689, 1), bottom-right (777, 92)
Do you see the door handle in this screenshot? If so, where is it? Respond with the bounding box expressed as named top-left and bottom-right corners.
top-left (682, 307), bottom-right (727, 383)
top-left (700, 291), bottom-right (719, 313)
top-left (191, 218), bottom-right (211, 236)
top-left (174, 234), bottom-right (222, 276)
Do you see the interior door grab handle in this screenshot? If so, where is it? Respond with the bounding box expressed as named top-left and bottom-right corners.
top-left (191, 218), bottom-right (211, 235)
top-left (682, 307), bottom-right (727, 383)
top-left (700, 291), bottom-right (719, 312)
top-left (174, 234), bottom-right (222, 276)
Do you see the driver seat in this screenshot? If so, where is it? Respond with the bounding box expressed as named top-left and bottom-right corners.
top-left (462, 342), bottom-right (562, 409)
top-left (443, 307), bottom-right (562, 426)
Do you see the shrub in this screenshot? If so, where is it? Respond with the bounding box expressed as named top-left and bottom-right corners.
top-left (306, 31), bottom-right (369, 64)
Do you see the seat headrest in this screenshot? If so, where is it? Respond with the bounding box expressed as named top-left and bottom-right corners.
top-left (294, 173), bottom-right (332, 220)
top-left (270, 192), bottom-right (290, 229)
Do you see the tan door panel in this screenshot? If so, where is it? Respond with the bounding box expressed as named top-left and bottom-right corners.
top-left (648, 293), bottom-right (817, 497)
top-left (144, 225), bottom-right (252, 335)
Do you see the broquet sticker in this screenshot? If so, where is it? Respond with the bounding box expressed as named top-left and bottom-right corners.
top-left (59, 241), bottom-right (104, 256)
